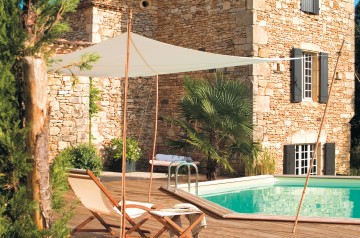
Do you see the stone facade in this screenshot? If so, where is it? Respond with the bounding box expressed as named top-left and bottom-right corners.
top-left (49, 0), bottom-right (354, 175)
top-left (252, 0), bottom-right (355, 174)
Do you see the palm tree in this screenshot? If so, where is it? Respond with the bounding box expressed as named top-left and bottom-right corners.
top-left (169, 74), bottom-right (257, 180)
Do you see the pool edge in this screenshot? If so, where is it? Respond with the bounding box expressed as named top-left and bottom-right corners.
top-left (161, 175), bottom-right (360, 225)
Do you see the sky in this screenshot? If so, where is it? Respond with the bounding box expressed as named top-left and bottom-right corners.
top-left (356, 0), bottom-right (360, 6)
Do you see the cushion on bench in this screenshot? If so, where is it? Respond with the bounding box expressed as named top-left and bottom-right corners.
top-left (154, 154), bottom-right (193, 162)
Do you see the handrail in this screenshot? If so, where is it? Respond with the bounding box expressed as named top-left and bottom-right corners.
top-left (167, 161), bottom-right (187, 189)
top-left (174, 162), bottom-right (199, 195)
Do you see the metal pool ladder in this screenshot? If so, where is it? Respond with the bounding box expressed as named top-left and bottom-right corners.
top-left (167, 162), bottom-right (199, 195)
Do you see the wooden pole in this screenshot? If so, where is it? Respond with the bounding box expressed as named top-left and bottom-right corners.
top-left (121, 9), bottom-right (132, 238)
top-left (148, 75), bottom-right (159, 202)
top-left (292, 40), bottom-right (345, 233)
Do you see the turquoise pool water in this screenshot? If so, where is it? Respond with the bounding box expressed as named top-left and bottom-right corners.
top-left (201, 177), bottom-right (360, 219)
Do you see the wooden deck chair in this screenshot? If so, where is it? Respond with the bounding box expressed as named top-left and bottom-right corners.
top-left (67, 169), bottom-right (158, 237)
top-left (149, 203), bottom-right (206, 238)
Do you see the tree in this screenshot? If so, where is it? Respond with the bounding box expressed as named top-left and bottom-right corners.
top-left (20, 0), bottom-right (80, 229)
top-left (0, 0), bottom-right (80, 231)
top-left (351, 2), bottom-right (360, 170)
top-left (0, 1), bottom-right (37, 236)
top-left (169, 75), bottom-right (257, 180)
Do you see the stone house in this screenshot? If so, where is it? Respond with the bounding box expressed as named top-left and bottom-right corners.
top-left (49, 0), bottom-right (355, 175)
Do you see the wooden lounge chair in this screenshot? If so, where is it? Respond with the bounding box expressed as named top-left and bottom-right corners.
top-left (149, 203), bottom-right (206, 238)
top-left (67, 169), bottom-right (158, 237)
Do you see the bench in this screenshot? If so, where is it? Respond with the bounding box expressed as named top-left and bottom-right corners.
top-left (149, 154), bottom-right (200, 167)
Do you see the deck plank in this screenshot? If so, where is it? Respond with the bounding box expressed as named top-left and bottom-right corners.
top-left (67, 173), bottom-right (360, 238)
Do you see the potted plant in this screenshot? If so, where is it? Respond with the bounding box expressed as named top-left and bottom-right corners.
top-left (109, 138), bottom-right (142, 172)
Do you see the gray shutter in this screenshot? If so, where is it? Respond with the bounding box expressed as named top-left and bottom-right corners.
top-left (319, 52), bottom-right (328, 103)
top-left (313, 0), bottom-right (320, 15)
top-left (284, 145), bottom-right (296, 174)
top-left (324, 143), bottom-right (335, 175)
top-left (301, 0), bottom-right (311, 12)
top-left (301, 0), bottom-right (319, 14)
top-left (291, 48), bottom-right (302, 103)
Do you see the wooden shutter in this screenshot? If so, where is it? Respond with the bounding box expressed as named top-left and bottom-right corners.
top-left (301, 0), bottom-right (320, 14)
top-left (313, 0), bottom-right (320, 15)
top-left (291, 48), bottom-right (302, 103)
top-left (319, 52), bottom-right (328, 103)
top-left (324, 143), bottom-right (335, 175)
top-left (284, 145), bottom-right (296, 174)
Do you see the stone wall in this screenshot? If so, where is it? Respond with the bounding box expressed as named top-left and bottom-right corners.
top-left (49, 0), bottom-right (158, 163)
top-left (154, 0), bottom-right (253, 168)
top-left (48, 75), bottom-right (90, 159)
top-left (252, 0), bottom-right (355, 174)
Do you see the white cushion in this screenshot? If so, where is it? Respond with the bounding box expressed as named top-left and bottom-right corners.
top-left (155, 154), bottom-right (192, 162)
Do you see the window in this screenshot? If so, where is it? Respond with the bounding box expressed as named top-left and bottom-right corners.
top-left (301, 0), bottom-right (320, 15)
top-left (302, 53), bottom-right (313, 100)
top-left (291, 48), bottom-right (328, 103)
top-left (295, 144), bottom-right (316, 175)
top-left (283, 143), bottom-right (335, 175)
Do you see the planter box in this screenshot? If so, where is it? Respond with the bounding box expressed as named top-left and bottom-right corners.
top-left (111, 160), bottom-right (136, 173)
top-left (125, 160), bottom-right (136, 172)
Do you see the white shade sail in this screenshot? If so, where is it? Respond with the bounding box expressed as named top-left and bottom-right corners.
top-left (49, 33), bottom-right (288, 78)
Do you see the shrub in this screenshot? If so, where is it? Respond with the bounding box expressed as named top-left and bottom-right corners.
top-left (56, 143), bottom-right (103, 177)
top-left (245, 148), bottom-right (276, 176)
top-left (47, 154), bottom-right (74, 237)
top-left (108, 138), bottom-right (142, 162)
top-left (350, 141), bottom-right (360, 175)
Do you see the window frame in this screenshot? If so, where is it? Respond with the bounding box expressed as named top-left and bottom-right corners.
top-left (295, 144), bottom-right (317, 175)
top-left (291, 48), bottom-right (327, 104)
top-left (301, 51), bottom-right (319, 102)
top-left (302, 53), bottom-right (313, 100)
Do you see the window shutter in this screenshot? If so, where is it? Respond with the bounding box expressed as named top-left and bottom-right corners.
top-left (301, 0), bottom-right (320, 15)
top-left (284, 145), bottom-right (296, 174)
top-left (324, 143), bottom-right (335, 175)
top-left (291, 48), bottom-right (302, 103)
top-left (319, 52), bottom-right (328, 103)
top-left (313, 0), bottom-right (320, 15)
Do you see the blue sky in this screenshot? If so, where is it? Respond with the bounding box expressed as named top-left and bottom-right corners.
top-left (356, 0), bottom-right (360, 6)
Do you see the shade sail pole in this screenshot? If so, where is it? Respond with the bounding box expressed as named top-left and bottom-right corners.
top-left (121, 9), bottom-right (132, 238)
top-left (148, 74), bottom-right (159, 202)
top-left (292, 40), bottom-right (345, 233)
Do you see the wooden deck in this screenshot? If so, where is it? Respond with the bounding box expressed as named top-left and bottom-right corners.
top-left (67, 172), bottom-right (360, 238)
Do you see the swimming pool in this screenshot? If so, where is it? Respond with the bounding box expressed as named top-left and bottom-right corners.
top-left (162, 175), bottom-right (360, 224)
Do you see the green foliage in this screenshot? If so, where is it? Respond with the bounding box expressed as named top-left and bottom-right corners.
top-left (108, 138), bottom-right (142, 162)
top-left (79, 53), bottom-right (101, 71)
top-left (56, 143), bottom-right (103, 177)
top-left (1, 0), bottom-right (82, 236)
top-left (50, 150), bottom-right (72, 211)
top-left (350, 140), bottom-right (360, 175)
top-left (3, 186), bottom-right (42, 238)
top-left (244, 148), bottom-right (276, 176)
top-left (352, 3), bottom-right (360, 131)
top-left (168, 74), bottom-right (256, 180)
top-left (352, 3), bottom-right (360, 164)
top-left (44, 148), bottom-right (74, 238)
top-left (0, 1), bottom-right (26, 61)
top-left (48, 53), bottom-right (101, 77)
top-left (89, 77), bottom-right (102, 116)
top-left (0, 1), bottom-right (39, 237)
top-left (22, 0), bottom-right (81, 56)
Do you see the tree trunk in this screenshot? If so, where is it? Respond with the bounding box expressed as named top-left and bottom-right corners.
top-left (206, 158), bottom-right (218, 181)
top-left (23, 56), bottom-right (52, 229)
